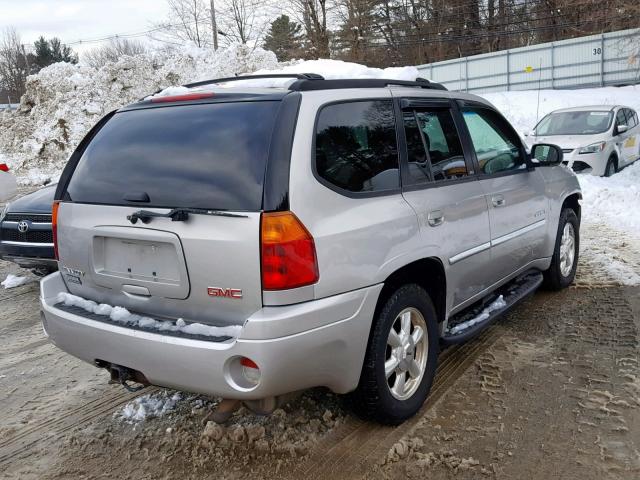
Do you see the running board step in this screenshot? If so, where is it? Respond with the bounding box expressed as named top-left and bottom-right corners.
top-left (441, 271), bottom-right (543, 345)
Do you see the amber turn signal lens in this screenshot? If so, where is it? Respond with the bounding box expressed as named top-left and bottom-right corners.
top-left (260, 211), bottom-right (319, 290)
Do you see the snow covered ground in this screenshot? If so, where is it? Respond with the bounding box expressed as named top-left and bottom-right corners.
top-left (575, 161), bottom-right (640, 286)
top-left (1, 274), bottom-right (34, 289)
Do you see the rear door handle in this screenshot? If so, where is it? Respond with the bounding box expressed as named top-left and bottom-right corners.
top-left (492, 195), bottom-right (506, 207)
top-left (427, 210), bottom-right (444, 227)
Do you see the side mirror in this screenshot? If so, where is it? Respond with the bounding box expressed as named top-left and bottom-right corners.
top-left (531, 143), bottom-right (563, 166)
top-left (616, 124), bottom-right (629, 134)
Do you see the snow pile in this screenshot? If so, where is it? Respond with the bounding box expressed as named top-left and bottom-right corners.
top-left (1, 274), bottom-right (33, 289)
top-left (119, 391), bottom-right (182, 422)
top-left (576, 161), bottom-right (640, 286)
top-left (56, 292), bottom-right (242, 338)
top-left (447, 295), bottom-right (506, 335)
top-left (481, 86), bottom-right (640, 135)
top-left (578, 161), bottom-right (640, 237)
top-left (250, 59), bottom-right (419, 87)
top-left (0, 44), bottom-right (278, 182)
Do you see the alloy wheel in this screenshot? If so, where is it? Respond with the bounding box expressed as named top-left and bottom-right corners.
top-left (559, 222), bottom-right (576, 277)
top-left (385, 307), bottom-right (428, 400)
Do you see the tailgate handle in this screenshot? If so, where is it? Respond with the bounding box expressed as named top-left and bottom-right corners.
top-left (121, 284), bottom-right (151, 297)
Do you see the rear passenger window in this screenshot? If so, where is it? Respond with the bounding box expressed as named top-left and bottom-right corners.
top-left (315, 100), bottom-right (399, 193)
top-left (403, 109), bottom-right (467, 184)
top-left (462, 108), bottom-right (526, 175)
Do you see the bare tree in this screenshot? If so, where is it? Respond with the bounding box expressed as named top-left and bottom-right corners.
top-left (0, 27), bottom-right (28, 101)
top-left (291, 0), bottom-right (331, 58)
top-left (217, 0), bottom-right (256, 44)
top-left (83, 38), bottom-right (148, 67)
top-left (215, 0), bottom-right (276, 47)
top-left (153, 0), bottom-right (213, 48)
top-left (333, 0), bottom-right (378, 62)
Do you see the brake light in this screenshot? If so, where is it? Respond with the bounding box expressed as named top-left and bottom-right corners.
top-left (261, 211), bottom-right (319, 290)
top-left (52, 201), bottom-right (60, 260)
top-left (0, 163), bottom-right (8, 172)
top-left (150, 92), bottom-right (214, 103)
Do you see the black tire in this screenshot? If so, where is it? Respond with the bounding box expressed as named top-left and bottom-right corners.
top-left (543, 208), bottom-right (579, 290)
top-left (605, 155), bottom-right (617, 177)
top-left (349, 284), bottom-right (439, 425)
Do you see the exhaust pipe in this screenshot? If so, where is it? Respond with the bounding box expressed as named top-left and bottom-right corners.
top-left (95, 360), bottom-right (149, 392)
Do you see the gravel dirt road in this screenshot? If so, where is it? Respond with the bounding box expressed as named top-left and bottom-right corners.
top-left (0, 191), bottom-right (638, 479)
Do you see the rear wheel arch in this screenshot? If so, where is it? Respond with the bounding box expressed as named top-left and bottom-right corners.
top-left (376, 258), bottom-right (447, 325)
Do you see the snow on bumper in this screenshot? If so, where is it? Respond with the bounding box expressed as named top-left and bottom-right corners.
top-left (40, 271), bottom-right (382, 399)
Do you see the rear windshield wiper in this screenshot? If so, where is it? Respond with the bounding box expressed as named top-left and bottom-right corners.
top-left (127, 208), bottom-right (248, 224)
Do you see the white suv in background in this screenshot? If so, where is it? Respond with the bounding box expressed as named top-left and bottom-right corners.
top-left (527, 105), bottom-right (640, 176)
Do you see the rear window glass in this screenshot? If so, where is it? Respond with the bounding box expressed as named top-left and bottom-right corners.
top-left (315, 100), bottom-right (399, 193)
top-left (66, 101), bottom-right (280, 211)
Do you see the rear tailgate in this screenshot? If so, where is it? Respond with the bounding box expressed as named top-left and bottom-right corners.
top-left (55, 99), bottom-right (283, 326)
top-left (57, 203), bottom-right (260, 326)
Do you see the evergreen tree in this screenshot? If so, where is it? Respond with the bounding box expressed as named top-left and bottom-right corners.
top-left (263, 15), bottom-right (302, 61)
top-left (33, 36), bottom-right (77, 70)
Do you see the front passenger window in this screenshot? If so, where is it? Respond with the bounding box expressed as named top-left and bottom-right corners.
top-left (403, 108), bottom-right (467, 184)
top-left (462, 108), bottom-right (526, 175)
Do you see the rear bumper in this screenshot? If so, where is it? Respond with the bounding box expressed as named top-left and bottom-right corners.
top-left (40, 272), bottom-right (382, 399)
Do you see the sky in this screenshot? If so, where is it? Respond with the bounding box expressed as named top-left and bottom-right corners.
top-left (0, 0), bottom-right (172, 55)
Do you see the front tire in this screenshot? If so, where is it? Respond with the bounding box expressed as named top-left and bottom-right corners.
top-left (543, 208), bottom-right (579, 290)
top-left (605, 155), bottom-right (617, 177)
top-left (350, 284), bottom-right (439, 425)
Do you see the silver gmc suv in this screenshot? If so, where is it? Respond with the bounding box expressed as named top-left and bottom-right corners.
top-left (40, 74), bottom-right (581, 424)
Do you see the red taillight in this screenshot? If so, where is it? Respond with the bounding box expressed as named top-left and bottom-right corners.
top-left (52, 201), bottom-right (60, 260)
top-left (0, 163), bottom-right (9, 172)
top-left (261, 211), bottom-right (319, 290)
top-left (150, 92), bottom-right (214, 103)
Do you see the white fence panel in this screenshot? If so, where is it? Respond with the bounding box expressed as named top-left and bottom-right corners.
top-left (417, 28), bottom-right (640, 93)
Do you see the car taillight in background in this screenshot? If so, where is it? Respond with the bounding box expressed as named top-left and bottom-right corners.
top-left (261, 211), bottom-right (319, 290)
top-left (52, 201), bottom-right (60, 260)
top-left (0, 163), bottom-right (9, 172)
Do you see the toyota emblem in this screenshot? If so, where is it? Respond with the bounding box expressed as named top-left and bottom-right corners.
top-left (17, 220), bottom-right (30, 233)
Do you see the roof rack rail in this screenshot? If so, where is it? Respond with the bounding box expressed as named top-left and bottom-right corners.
top-left (183, 73), bottom-right (325, 89)
top-left (288, 77), bottom-right (447, 91)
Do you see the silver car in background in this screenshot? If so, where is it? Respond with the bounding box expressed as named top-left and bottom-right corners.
top-left (526, 105), bottom-right (640, 176)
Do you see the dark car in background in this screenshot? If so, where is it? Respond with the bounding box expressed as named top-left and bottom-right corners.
top-left (0, 183), bottom-right (57, 274)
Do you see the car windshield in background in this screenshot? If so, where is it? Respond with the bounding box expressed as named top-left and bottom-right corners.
top-left (65, 101), bottom-right (280, 211)
top-left (535, 110), bottom-right (613, 136)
